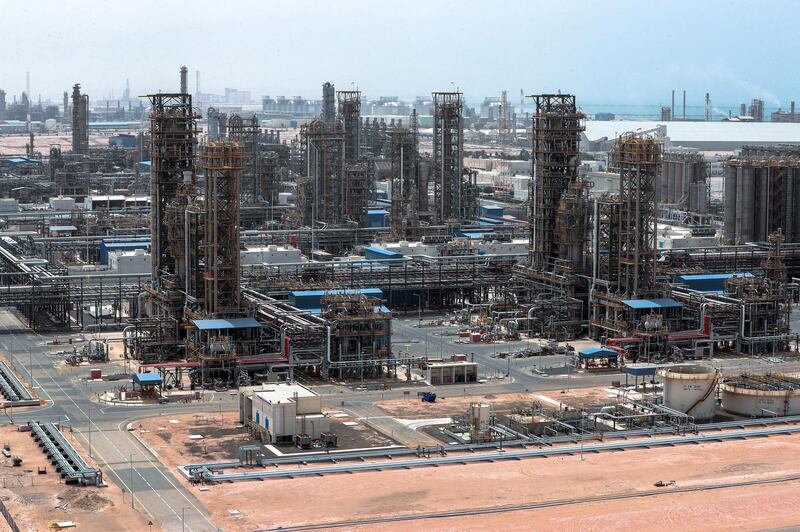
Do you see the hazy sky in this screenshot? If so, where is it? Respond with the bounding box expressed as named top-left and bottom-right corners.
top-left (2, 0), bottom-right (798, 108)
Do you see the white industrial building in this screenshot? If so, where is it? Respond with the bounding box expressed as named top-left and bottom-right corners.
top-left (0, 198), bottom-right (19, 213)
top-left (240, 245), bottom-right (304, 265)
top-left (49, 196), bottom-right (76, 211)
top-left (109, 249), bottom-right (151, 274)
top-left (382, 241), bottom-right (439, 256)
top-left (240, 382), bottom-right (329, 443)
top-left (510, 175), bottom-right (530, 201)
top-left (425, 361), bottom-right (479, 385)
top-left (474, 239), bottom-right (528, 256)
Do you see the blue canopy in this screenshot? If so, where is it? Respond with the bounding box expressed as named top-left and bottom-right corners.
top-left (579, 347), bottom-right (618, 358)
top-left (192, 317), bottom-right (262, 330)
top-left (622, 298), bottom-right (683, 310)
top-left (133, 373), bottom-right (162, 386)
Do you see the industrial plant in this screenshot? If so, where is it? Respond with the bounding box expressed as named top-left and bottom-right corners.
top-left (2, 30), bottom-right (800, 529)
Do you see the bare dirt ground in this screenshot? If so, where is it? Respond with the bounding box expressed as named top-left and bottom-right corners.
top-left (135, 411), bottom-right (247, 466)
top-left (376, 392), bottom-right (543, 419)
top-left (135, 410), bottom-right (396, 466)
top-left (539, 386), bottom-right (624, 411)
top-left (0, 424), bottom-right (153, 531)
top-left (0, 134), bottom-right (108, 155)
top-left (182, 433), bottom-right (800, 531)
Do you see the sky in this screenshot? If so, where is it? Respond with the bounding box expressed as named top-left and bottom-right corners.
top-left (2, 0), bottom-right (799, 109)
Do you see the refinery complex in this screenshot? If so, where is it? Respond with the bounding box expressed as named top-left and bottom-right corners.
top-left (3, 3), bottom-right (800, 529)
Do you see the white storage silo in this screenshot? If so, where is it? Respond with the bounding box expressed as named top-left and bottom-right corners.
top-left (658, 365), bottom-right (719, 420)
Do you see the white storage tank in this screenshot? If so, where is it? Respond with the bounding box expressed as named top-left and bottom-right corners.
top-left (658, 365), bottom-right (719, 420)
top-left (721, 375), bottom-right (800, 417)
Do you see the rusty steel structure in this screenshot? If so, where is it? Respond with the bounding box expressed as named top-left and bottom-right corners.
top-left (337, 90), bottom-right (361, 163)
top-left (202, 141), bottom-right (243, 316)
top-left (612, 133), bottom-right (661, 297)
top-left (590, 133), bottom-right (667, 343)
top-left (432, 91), bottom-right (468, 223)
top-left (298, 120), bottom-right (346, 229)
top-left (344, 160), bottom-right (371, 227)
top-left (227, 114), bottom-right (261, 203)
top-left (142, 92), bottom-right (199, 359)
top-left (389, 128), bottom-right (419, 238)
top-left (322, 82), bottom-right (335, 122)
top-left (71, 84), bottom-right (89, 154)
top-left (510, 94), bottom-right (588, 339)
top-left (529, 94), bottom-right (585, 269)
top-left (320, 292), bottom-right (392, 380)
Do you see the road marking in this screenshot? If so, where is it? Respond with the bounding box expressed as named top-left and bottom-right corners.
top-left (39, 366), bottom-right (209, 531)
top-left (0, 312), bottom-right (212, 530)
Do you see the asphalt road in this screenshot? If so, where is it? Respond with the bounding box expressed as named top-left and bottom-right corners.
top-left (3, 306), bottom-right (800, 530)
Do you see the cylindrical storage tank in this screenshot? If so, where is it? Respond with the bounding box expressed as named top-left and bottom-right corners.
top-left (741, 166), bottom-right (755, 242)
top-left (658, 365), bottom-right (719, 420)
top-left (723, 163), bottom-right (736, 243)
top-left (721, 380), bottom-right (800, 417)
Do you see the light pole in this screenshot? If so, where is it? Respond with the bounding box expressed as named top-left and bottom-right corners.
top-left (129, 453), bottom-right (135, 509)
top-left (88, 407), bottom-right (92, 458)
top-left (415, 293), bottom-right (422, 328)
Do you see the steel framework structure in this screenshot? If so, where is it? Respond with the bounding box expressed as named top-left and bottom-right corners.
top-left (337, 90), bottom-right (361, 163)
top-left (71, 84), bottom-right (89, 154)
top-left (432, 92), bottom-right (465, 223)
top-left (202, 141), bottom-right (244, 316)
top-left (145, 92), bottom-right (198, 357)
top-left (389, 128), bottom-right (419, 238)
top-left (529, 94), bottom-right (584, 269)
top-left (298, 120), bottom-right (346, 228)
top-left (227, 115), bottom-right (261, 203)
top-left (611, 133), bottom-right (661, 297)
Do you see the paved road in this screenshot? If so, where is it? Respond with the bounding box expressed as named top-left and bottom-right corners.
top-left (5, 306), bottom-right (800, 530)
top-left (0, 311), bottom-right (226, 532)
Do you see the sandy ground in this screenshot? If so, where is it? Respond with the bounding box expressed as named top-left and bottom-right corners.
top-left (539, 386), bottom-right (628, 411)
top-left (0, 424), bottom-right (153, 531)
top-left (376, 392), bottom-right (545, 419)
top-left (0, 134), bottom-right (108, 155)
top-left (135, 410), bottom-right (396, 467)
top-left (180, 433), bottom-right (800, 531)
top-left (134, 411), bottom-right (244, 467)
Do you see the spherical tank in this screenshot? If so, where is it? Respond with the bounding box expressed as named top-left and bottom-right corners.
top-left (658, 365), bottom-right (718, 420)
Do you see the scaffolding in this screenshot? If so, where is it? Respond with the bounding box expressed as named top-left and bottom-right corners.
top-left (202, 141), bottom-right (243, 317)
